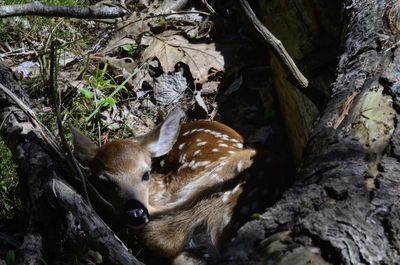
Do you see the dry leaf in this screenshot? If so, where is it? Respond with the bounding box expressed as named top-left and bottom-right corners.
top-left (141, 34), bottom-right (225, 83)
top-left (153, 71), bottom-right (187, 105)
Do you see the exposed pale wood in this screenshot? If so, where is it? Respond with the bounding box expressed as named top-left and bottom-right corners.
top-left (0, 2), bottom-right (125, 19)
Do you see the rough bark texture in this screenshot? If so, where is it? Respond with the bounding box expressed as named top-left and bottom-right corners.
top-left (218, 0), bottom-right (400, 264)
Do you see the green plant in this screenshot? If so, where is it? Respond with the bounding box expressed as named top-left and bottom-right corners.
top-left (6, 250), bottom-right (15, 265)
top-left (0, 139), bottom-right (19, 219)
top-left (85, 64), bottom-right (140, 121)
top-left (120, 43), bottom-right (137, 56)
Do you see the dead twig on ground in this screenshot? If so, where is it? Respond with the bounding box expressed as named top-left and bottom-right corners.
top-left (0, 2), bottom-right (126, 19)
top-left (238, 0), bottom-right (309, 89)
top-left (201, 0), bottom-right (216, 14)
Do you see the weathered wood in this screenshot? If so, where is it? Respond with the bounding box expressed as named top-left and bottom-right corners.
top-left (0, 2), bottom-right (125, 19)
top-left (51, 179), bottom-right (145, 265)
top-left (218, 0), bottom-right (400, 264)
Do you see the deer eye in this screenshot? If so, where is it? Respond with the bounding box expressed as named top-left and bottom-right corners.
top-left (142, 171), bottom-right (150, 181)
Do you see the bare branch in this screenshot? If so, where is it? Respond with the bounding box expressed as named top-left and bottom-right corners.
top-left (51, 179), bottom-right (144, 265)
top-left (0, 2), bottom-right (126, 19)
top-left (238, 0), bottom-right (309, 89)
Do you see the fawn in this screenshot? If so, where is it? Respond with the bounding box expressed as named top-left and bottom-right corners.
top-left (71, 108), bottom-right (257, 264)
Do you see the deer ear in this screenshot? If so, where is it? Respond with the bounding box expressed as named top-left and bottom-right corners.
top-left (137, 108), bottom-right (186, 158)
top-left (70, 125), bottom-right (98, 166)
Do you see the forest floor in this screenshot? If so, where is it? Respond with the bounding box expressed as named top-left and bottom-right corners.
top-left (0, 0), bottom-right (294, 263)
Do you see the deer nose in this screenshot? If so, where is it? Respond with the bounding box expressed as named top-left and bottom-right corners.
top-left (124, 199), bottom-right (150, 227)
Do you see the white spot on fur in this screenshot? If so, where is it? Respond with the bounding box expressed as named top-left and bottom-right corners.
top-left (219, 143), bottom-right (229, 147)
top-left (228, 150), bottom-right (236, 154)
top-left (199, 161), bottom-right (211, 166)
top-left (179, 154), bottom-right (187, 163)
top-left (160, 159), bottom-right (165, 167)
top-left (178, 143), bottom-right (185, 150)
top-left (236, 143), bottom-right (243, 148)
top-left (237, 160), bottom-right (244, 172)
top-left (181, 162), bottom-right (189, 169)
top-left (196, 138), bottom-right (202, 142)
top-left (183, 131), bottom-right (190, 136)
top-left (193, 150), bottom-right (201, 156)
top-left (211, 148), bottom-right (219, 152)
top-left (189, 160), bottom-right (195, 168)
top-left (231, 138), bottom-right (240, 143)
top-left (197, 141), bottom-right (207, 146)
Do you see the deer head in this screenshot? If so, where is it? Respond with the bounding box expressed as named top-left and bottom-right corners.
top-left (71, 108), bottom-right (185, 227)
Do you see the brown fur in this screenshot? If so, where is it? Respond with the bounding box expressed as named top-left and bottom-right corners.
top-left (72, 119), bottom-right (255, 263)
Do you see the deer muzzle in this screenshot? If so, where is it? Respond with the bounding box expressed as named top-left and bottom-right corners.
top-left (124, 199), bottom-right (150, 227)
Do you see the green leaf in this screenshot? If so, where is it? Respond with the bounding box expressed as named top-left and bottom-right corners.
top-left (86, 66), bottom-right (141, 122)
top-left (6, 250), bottom-right (15, 265)
top-left (79, 88), bottom-right (94, 99)
top-left (121, 44), bottom-right (137, 55)
top-left (102, 96), bottom-right (116, 107)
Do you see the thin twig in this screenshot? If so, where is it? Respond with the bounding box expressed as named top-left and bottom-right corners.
top-left (238, 0), bottom-right (308, 89)
top-left (0, 2), bottom-right (126, 19)
top-left (49, 40), bottom-right (91, 206)
top-left (201, 0), bottom-right (216, 14)
top-left (117, 11), bottom-right (210, 32)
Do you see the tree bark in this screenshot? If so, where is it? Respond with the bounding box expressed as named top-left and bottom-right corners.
top-left (218, 0), bottom-right (400, 264)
